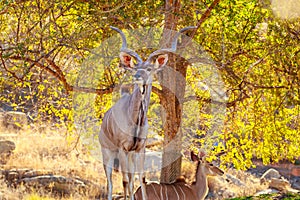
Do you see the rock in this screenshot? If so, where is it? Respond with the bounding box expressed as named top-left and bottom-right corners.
top-left (269, 178), bottom-right (291, 192)
top-left (1, 168), bottom-right (104, 197)
top-left (225, 173), bottom-right (246, 187)
top-left (269, 177), bottom-right (300, 193)
top-left (0, 140), bottom-right (15, 164)
top-left (254, 188), bottom-right (279, 196)
top-left (0, 140), bottom-right (15, 154)
top-left (20, 175), bottom-right (86, 192)
top-left (291, 167), bottom-right (300, 177)
top-left (291, 177), bottom-right (300, 190)
top-left (260, 168), bottom-right (281, 183)
top-left (1, 111), bottom-right (28, 131)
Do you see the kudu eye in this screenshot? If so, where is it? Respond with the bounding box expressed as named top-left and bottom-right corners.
top-left (146, 68), bottom-right (152, 72)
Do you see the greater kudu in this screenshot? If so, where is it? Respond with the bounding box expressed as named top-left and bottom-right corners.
top-left (134, 151), bottom-right (224, 200)
top-left (99, 26), bottom-right (196, 200)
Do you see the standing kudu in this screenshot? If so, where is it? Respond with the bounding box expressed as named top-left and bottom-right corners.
top-left (99, 26), bottom-right (196, 200)
top-left (134, 151), bottom-right (224, 200)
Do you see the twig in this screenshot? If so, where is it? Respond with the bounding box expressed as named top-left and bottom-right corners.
top-left (189, 0), bottom-right (221, 39)
top-left (0, 51), bottom-right (23, 81)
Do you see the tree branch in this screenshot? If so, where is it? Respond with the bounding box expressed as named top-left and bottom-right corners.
top-left (8, 55), bottom-right (115, 95)
top-left (44, 57), bottom-right (70, 90)
top-left (190, 0), bottom-right (221, 39)
top-left (0, 52), bottom-right (23, 81)
top-left (244, 81), bottom-right (287, 89)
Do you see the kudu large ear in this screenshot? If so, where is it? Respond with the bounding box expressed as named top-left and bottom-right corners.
top-left (191, 151), bottom-right (199, 162)
top-left (119, 52), bottom-right (136, 70)
top-left (191, 150), bottom-right (206, 162)
top-left (154, 54), bottom-right (168, 72)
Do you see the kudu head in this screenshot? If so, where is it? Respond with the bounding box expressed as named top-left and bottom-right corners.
top-left (191, 151), bottom-right (224, 176)
top-left (110, 26), bottom-right (196, 94)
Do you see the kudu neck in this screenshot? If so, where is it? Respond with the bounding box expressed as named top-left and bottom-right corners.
top-left (192, 163), bottom-right (209, 200)
top-left (128, 82), bottom-right (152, 123)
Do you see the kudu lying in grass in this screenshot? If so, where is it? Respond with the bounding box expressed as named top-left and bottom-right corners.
top-left (134, 151), bottom-right (224, 200)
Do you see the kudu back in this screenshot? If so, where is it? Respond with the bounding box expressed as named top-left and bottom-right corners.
top-left (99, 26), bottom-right (196, 200)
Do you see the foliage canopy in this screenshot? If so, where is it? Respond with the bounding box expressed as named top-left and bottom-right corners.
top-left (0, 0), bottom-right (300, 171)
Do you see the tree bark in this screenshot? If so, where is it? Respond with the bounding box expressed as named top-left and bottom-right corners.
top-left (158, 0), bottom-right (182, 184)
top-left (159, 54), bottom-right (188, 183)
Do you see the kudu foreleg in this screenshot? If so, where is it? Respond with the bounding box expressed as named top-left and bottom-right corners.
top-left (102, 149), bottom-right (118, 200)
top-left (120, 151), bottom-right (135, 200)
top-left (128, 152), bottom-right (135, 200)
top-left (104, 164), bottom-right (113, 200)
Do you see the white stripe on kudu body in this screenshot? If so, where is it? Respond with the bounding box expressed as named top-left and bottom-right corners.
top-left (134, 151), bottom-right (224, 200)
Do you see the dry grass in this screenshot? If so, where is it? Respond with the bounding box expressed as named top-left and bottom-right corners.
top-left (0, 125), bottom-right (125, 199)
top-left (1, 125), bottom-right (271, 200)
top-left (0, 125), bottom-right (199, 199)
top-left (5, 132), bottom-right (97, 179)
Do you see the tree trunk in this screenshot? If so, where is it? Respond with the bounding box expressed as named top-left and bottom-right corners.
top-left (158, 0), bottom-right (185, 184)
top-left (159, 53), bottom-right (188, 183)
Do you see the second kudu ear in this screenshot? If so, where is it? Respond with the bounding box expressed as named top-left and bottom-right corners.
top-left (154, 54), bottom-right (168, 72)
top-left (120, 52), bottom-right (136, 70)
top-left (191, 151), bottom-right (199, 162)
